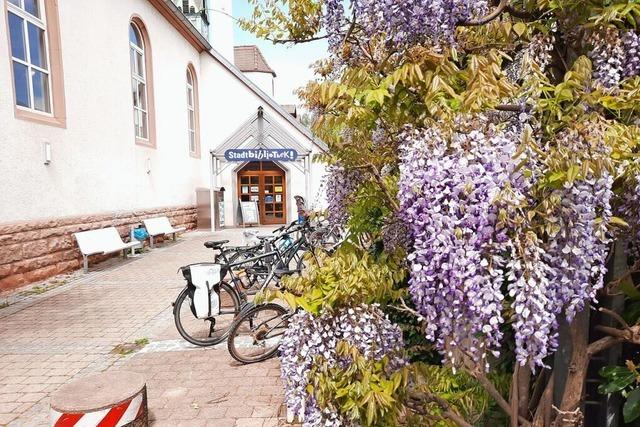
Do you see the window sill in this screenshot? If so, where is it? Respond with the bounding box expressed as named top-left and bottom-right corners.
top-left (135, 137), bottom-right (156, 148)
top-left (15, 108), bottom-right (66, 128)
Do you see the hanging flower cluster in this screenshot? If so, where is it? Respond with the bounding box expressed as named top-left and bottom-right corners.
top-left (622, 31), bottom-right (640, 79)
top-left (382, 213), bottom-right (412, 254)
top-left (615, 168), bottom-right (640, 242)
top-left (398, 119), bottom-right (516, 369)
top-left (325, 164), bottom-right (363, 226)
top-left (543, 129), bottom-right (613, 321)
top-left (279, 305), bottom-right (405, 426)
top-left (506, 232), bottom-right (557, 367)
top-left (589, 28), bottom-right (640, 87)
top-left (323, 0), bottom-right (488, 56)
top-left (498, 132), bottom-right (559, 368)
top-left (397, 117), bottom-right (615, 369)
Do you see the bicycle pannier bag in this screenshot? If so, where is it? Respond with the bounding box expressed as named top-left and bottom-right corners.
top-left (189, 264), bottom-right (221, 319)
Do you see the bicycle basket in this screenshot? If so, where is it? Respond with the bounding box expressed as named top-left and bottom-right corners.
top-left (186, 263), bottom-right (222, 319)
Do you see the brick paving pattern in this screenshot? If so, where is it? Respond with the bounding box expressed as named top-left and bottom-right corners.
top-left (0, 228), bottom-right (288, 426)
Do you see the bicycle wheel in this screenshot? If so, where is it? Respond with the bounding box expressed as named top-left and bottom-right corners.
top-left (296, 249), bottom-right (316, 273)
top-left (227, 303), bottom-right (289, 364)
top-left (173, 282), bottom-right (240, 346)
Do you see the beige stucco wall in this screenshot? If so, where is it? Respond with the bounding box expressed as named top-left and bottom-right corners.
top-left (0, 0), bottom-right (325, 226)
top-left (243, 71), bottom-right (275, 98)
top-left (198, 55), bottom-right (325, 225)
top-left (0, 0), bottom-right (203, 222)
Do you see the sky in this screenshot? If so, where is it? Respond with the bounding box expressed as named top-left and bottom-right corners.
top-left (231, 0), bottom-right (328, 106)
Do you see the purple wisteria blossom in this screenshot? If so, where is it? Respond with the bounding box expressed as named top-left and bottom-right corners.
top-left (622, 31), bottom-right (640, 79)
top-left (382, 213), bottom-right (412, 253)
top-left (544, 130), bottom-right (613, 322)
top-left (397, 119), bottom-right (614, 369)
top-left (398, 121), bottom-right (514, 369)
top-left (279, 305), bottom-right (405, 426)
top-left (589, 28), bottom-right (623, 87)
top-left (325, 164), bottom-right (362, 226)
top-left (324, 0), bottom-right (488, 56)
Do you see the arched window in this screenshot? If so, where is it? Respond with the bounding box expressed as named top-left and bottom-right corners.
top-left (186, 65), bottom-right (200, 157)
top-left (128, 19), bottom-right (155, 146)
top-left (6, 0), bottom-right (66, 127)
top-left (129, 23), bottom-right (147, 139)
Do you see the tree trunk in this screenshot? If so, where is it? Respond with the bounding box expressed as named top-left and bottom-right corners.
top-left (555, 309), bottom-right (590, 426)
top-left (518, 366), bottom-right (531, 420)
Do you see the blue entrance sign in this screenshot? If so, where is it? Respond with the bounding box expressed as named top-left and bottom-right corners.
top-left (224, 149), bottom-right (298, 162)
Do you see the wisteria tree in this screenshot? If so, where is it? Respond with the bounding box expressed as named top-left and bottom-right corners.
top-left (243, 1), bottom-right (640, 426)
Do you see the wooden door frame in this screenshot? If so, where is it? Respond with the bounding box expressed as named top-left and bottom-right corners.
top-left (236, 162), bottom-right (287, 225)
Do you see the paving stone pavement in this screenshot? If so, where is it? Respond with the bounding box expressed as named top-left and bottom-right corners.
top-left (0, 228), bottom-right (290, 427)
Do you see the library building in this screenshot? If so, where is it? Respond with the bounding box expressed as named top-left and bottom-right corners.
top-left (0, 0), bottom-right (327, 291)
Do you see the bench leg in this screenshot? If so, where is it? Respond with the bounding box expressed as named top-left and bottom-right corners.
top-left (83, 255), bottom-right (88, 274)
top-left (123, 249), bottom-right (128, 259)
top-left (150, 236), bottom-right (154, 249)
top-left (173, 233), bottom-right (177, 241)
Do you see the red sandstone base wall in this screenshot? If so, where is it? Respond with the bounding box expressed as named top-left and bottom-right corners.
top-left (0, 205), bottom-right (197, 292)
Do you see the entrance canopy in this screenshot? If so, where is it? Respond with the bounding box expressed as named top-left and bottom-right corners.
top-left (211, 107), bottom-right (312, 161)
top-left (210, 107), bottom-right (320, 227)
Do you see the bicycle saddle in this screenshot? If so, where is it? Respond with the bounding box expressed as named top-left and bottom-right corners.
top-left (204, 240), bottom-right (229, 249)
top-left (256, 235), bottom-right (275, 241)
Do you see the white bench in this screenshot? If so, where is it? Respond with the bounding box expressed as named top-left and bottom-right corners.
top-left (143, 217), bottom-right (186, 248)
top-left (74, 227), bottom-right (142, 273)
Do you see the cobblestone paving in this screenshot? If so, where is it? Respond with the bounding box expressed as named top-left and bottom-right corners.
top-left (0, 228), bottom-right (288, 426)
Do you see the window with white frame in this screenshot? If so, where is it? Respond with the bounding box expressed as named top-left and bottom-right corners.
top-left (186, 69), bottom-right (196, 153)
top-left (129, 22), bottom-right (148, 140)
top-left (6, 0), bottom-right (52, 113)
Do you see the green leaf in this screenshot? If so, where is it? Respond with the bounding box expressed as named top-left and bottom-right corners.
top-left (600, 366), bottom-right (632, 379)
top-left (566, 165), bottom-right (580, 183)
top-left (598, 372), bottom-right (636, 394)
top-left (620, 278), bottom-right (640, 301)
top-left (548, 171), bottom-right (566, 183)
top-left (610, 216), bottom-right (630, 228)
top-left (624, 388), bottom-right (640, 423)
top-left (513, 22), bottom-right (527, 37)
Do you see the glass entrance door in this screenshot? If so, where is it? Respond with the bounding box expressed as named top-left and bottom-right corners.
top-left (237, 162), bottom-right (286, 225)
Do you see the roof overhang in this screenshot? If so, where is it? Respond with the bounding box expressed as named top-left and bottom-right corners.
top-left (212, 108), bottom-right (313, 158)
top-left (146, 0), bottom-right (328, 152)
top-left (148, 0), bottom-right (212, 52)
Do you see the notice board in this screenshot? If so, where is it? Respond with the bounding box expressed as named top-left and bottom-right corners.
top-left (239, 201), bottom-right (259, 226)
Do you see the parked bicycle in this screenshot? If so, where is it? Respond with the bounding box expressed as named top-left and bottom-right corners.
top-left (225, 220), bottom-right (350, 364)
top-left (172, 221), bottom-right (315, 347)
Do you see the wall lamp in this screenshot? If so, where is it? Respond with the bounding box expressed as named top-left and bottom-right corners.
top-left (43, 142), bottom-right (52, 165)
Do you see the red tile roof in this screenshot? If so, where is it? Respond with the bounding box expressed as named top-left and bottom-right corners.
top-left (233, 45), bottom-right (276, 77)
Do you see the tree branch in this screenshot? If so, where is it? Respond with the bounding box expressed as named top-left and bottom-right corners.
top-left (407, 390), bottom-right (474, 427)
top-left (367, 163), bottom-right (400, 211)
top-left (588, 324), bottom-right (640, 357)
top-left (266, 34), bottom-right (329, 44)
top-left (471, 369), bottom-right (532, 426)
top-left (342, 8), bottom-right (357, 45)
top-left (599, 307), bottom-right (631, 330)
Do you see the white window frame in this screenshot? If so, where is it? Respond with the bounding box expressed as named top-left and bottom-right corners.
top-left (7, 0), bottom-right (53, 115)
top-left (129, 22), bottom-right (149, 141)
top-left (186, 69), bottom-right (196, 154)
